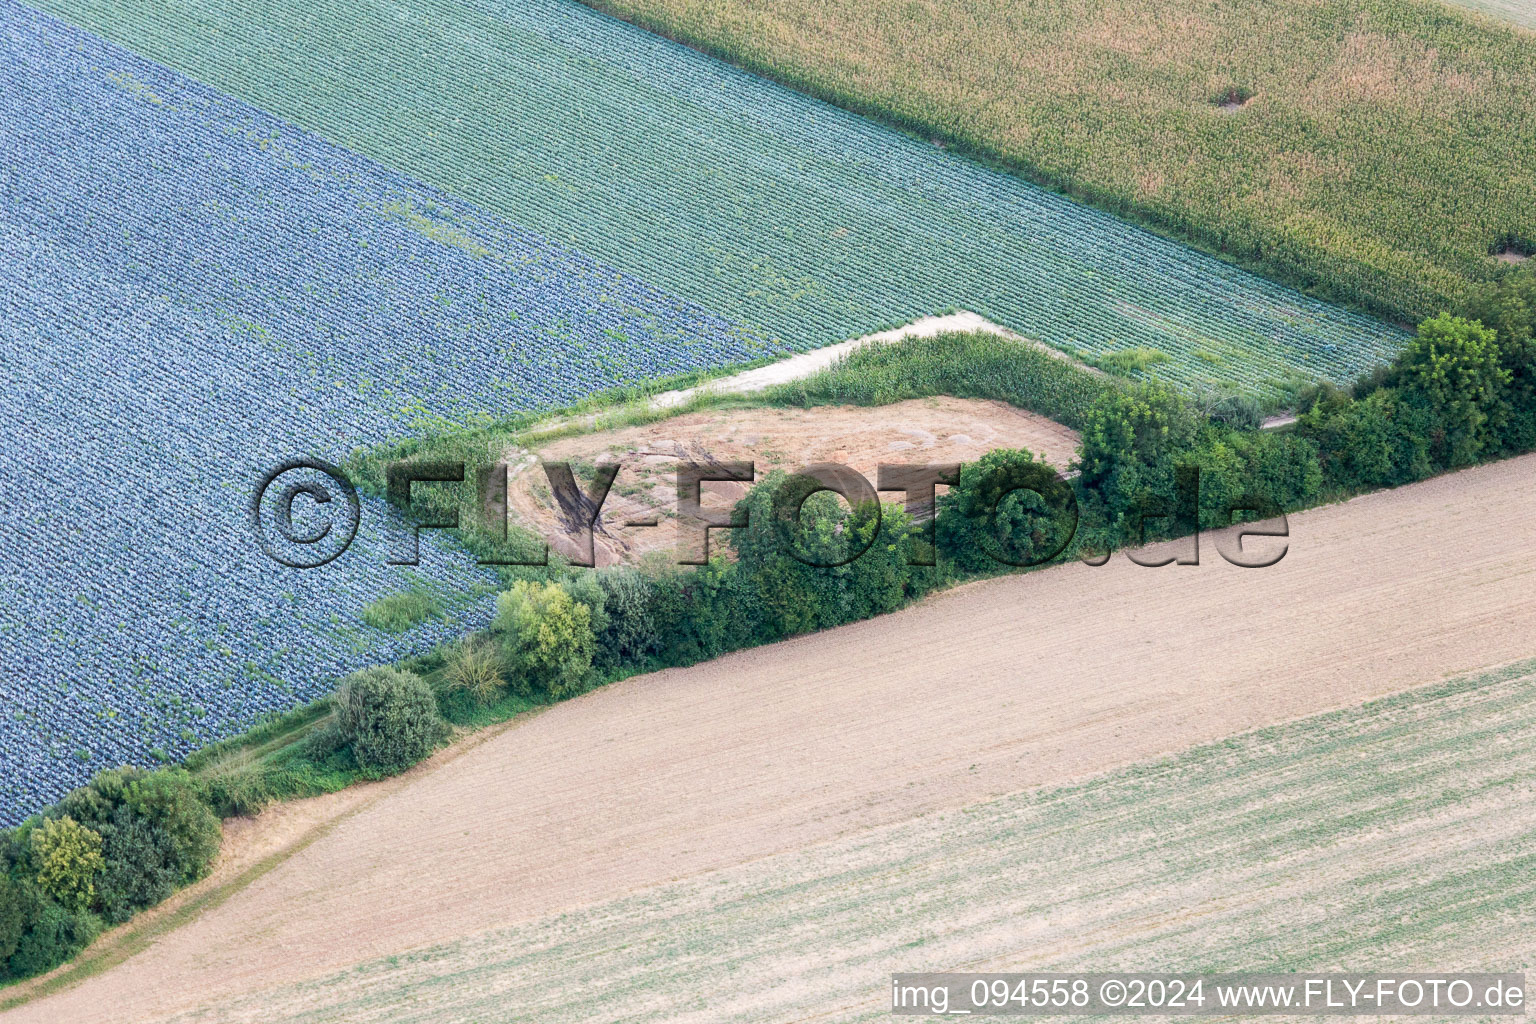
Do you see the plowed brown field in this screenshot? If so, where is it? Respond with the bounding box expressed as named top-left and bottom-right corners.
top-left (9, 453), bottom-right (1536, 1023)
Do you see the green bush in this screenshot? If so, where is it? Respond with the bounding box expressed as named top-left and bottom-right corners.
top-left (1390, 314), bottom-right (1509, 467)
top-left (1469, 268), bottom-right (1535, 350)
top-left (591, 568), bottom-right (659, 668)
top-left (93, 811), bottom-right (180, 923)
top-left (1075, 382), bottom-right (1201, 525)
top-left (58, 768), bottom-right (221, 924)
top-left (362, 587), bottom-right (441, 633)
top-left (1300, 386), bottom-right (1433, 490)
top-left (299, 718), bottom-right (346, 763)
top-left (335, 666), bottom-right (447, 777)
top-left (492, 581), bottom-right (596, 697)
top-left (5, 897), bottom-right (100, 981)
top-left (0, 876), bottom-right (28, 965)
top-left (726, 472), bottom-right (930, 641)
top-left (937, 449), bottom-right (1077, 574)
top-left (198, 757), bottom-right (275, 820)
top-left (30, 817), bottom-right (103, 914)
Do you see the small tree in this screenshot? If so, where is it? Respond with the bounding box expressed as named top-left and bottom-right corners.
top-left (1074, 382), bottom-right (1199, 519)
top-left (492, 581), bottom-right (595, 698)
top-left (592, 568), bottom-right (658, 667)
top-left (335, 667), bottom-right (446, 777)
top-left (31, 817), bottom-right (103, 913)
top-left (938, 449), bottom-right (1077, 573)
top-left (1391, 313), bottom-right (1509, 466)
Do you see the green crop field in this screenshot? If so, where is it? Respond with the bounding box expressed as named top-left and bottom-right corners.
top-left (1447, 0), bottom-right (1536, 30)
top-left (32, 0), bottom-right (1407, 397)
top-left (586, 0), bottom-right (1536, 327)
top-left (162, 658), bottom-right (1536, 1022)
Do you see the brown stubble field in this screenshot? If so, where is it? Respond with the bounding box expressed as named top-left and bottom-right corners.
top-left (8, 452), bottom-right (1536, 1023)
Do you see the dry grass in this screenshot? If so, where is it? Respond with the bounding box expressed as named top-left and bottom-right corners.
top-left (586, 0), bottom-right (1536, 321)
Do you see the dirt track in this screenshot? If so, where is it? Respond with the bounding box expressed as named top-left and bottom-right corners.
top-left (10, 453), bottom-right (1536, 1023)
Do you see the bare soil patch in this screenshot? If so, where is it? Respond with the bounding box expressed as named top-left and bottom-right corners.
top-left (507, 397), bottom-right (1081, 566)
top-left (12, 453), bottom-right (1536, 1023)
top-left (1215, 86), bottom-right (1254, 113)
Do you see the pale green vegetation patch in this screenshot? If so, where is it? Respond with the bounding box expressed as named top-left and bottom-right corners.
top-left (1445, 0), bottom-right (1536, 31)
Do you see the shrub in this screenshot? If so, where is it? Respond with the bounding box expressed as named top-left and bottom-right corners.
top-left (492, 581), bottom-right (595, 698)
top-left (335, 667), bottom-right (446, 777)
top-left (937, 449), bottom-right (1077, 573)
top-left (592, 568), bottom-right (659, 668)
top-left (1074, 382), bottom-right (1200, 524)
top-left (1300, 387), bottom-right (1434, 490)
top-left (1390, 314), bottom-right (1509, 467)
top-left (362, 588), bottom-right (441, 633)
top-left (300, 718), bottom-right (346, 763)
top-left (728, 473), bottom-right (923, 640)
top-left (6, 897), bottom-right (100, 981)
top-left (643, 559), bottom-right (749, 666)
top-left (62, 768), bottom-right (222, 923)
top-left (198, 757), bottom-right (274, 819)
top-left (93, 809), bottom-right (180, 923)
top-left (1468, 271), bottom-right (1536, 453)
top-left (562, 572), bottom-right (611, 641)
top-left (1468, 268), bottom-right (1535, 349)
top-left (443, 635), bottom-right (506, 704)
top-left (31, 817), bottom-right (103, 914)
top-left (1188, 428), bottom-right (1322, 530)
top-left (0, 875), bottom-right (30, 964)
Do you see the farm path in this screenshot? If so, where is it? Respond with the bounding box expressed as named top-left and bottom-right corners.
top-left (9, 453), bottom-right (1536, 1023)
top-left (650, 310), bottom-right (1082, 407)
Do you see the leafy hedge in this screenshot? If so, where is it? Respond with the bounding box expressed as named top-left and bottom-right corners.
top-left (0, 768), bottom-right (217, 982)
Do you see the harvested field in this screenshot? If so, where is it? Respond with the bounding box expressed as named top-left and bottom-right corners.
top-left (136, 658), bottom-right (1536, 1022)
top-left (507, 397), bottom-right (1081, 566)
top-left (9, 452), bottom-right (1536, 1023)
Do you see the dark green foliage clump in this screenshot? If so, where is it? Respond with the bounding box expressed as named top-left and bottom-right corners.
top-left (938, 450), bottom-right (1078, 574)
top-left (1299, 313), bottom-right (1530, 490)
top-left (0, 766), bottom-right (219, 981)
top-left (58, 768), bottom-right (220, 926)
